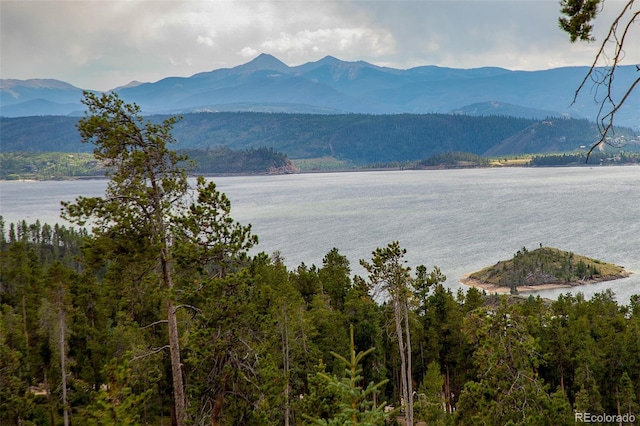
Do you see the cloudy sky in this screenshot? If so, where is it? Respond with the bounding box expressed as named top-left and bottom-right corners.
top-left (1, 0), bottom-right (638, 91)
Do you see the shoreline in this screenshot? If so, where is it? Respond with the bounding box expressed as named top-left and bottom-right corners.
top-left (460, 270), bottom-right (632, 294)
top-left (3, 162), bottom-right (639, 182)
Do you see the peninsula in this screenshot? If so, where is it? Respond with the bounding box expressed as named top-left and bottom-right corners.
top-left (461, 246), bottom-right (631, 294)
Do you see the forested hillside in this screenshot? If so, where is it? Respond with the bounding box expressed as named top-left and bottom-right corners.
top-left (3, 112), bottom-right (637, 165)
top-left (184, 147), bottom-right (297, 174)
top-left (0, 148), bottom-right (296, 180)
top-left (2, 218), bottom-right (639, 425)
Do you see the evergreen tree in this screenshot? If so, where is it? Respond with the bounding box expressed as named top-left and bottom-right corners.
top-left (415, 361), bottom-right (450, 425)
top-left (62, 91), bottom-right (256, 425)
top-left (456, 298), bottom-right (551, 425)
top-left (305, 325), bottom-right (394, 425)
top-left (360, 242), bottom-right (416, 426)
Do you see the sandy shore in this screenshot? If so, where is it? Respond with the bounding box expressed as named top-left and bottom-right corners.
top-left (460, 271), bottom-right (631, 294)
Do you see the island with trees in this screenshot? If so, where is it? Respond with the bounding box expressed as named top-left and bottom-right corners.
top-left (462, 246), bottom-right (631, 294)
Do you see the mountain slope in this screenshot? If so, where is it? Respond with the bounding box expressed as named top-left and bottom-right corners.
top-left (450, 101), bottom-right (571, 120)
top-left (4, 113), bottom-right (635, 165)
top-left (0, 79), bottom-right (83, 105)
top-left (1, 55), bottom-right (637, 128)
top-left (0, 99), bottom-right (84, 117)
top-left (482, 119), bottom-right (612, 156)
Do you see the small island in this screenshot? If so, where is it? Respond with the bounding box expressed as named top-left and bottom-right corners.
top-left (461, 246), bottom-right (631, 294)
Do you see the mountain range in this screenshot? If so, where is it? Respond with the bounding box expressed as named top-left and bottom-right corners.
top-left (1, 53), bottom-right (638, 128)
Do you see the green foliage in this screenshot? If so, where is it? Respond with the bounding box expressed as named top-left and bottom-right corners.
top-left (360, 242), bottom-right (418, 426)
top-left (8, 113), bottom-right (636, 167)
top-left (59, 91), bottom-right (258, 425)
top-left (81, 358), bottom-right (153, 426)
top-left (297, 361), bottom-right (341, 421)
top-left (559, 0), bottom-right (601, 42)
top-left (2, 220), bottom-right (640, 424)
top-left (418, 151), bottom-right (490, 168)
top-left (547, 388), bottom-right (575, 426)
top-left (360, 242), bottom-right (412, 301)
top-left (0, 306), bottom-right (34, 425)
top-left (184, 146), bottom-right (296, 174)
top-left (4, 123), bottom-right (640, 426)
top-left (304, 325), bottom-right (393, 426)
top-left (483, 118), bottom-right (640, 157)
top-left (530, 151), bottom-right (640, 166)
top-left (292, 156), bottom-right (352, 172)
top-left (413, 265), bottom-right (447, 315)
top-left (457, 299), bottom-right (551, 425)
top-left (468, 246), bottom-right (627, 289)
top-left (0, 152), bottom-right (102, 180)
top-left (618, 372), bottom-right (639, 417)
top-left (415, 361), bottom-right (451, 425)
top-left (174, 175), bottom-right (258, 278)
top-left (0, 147), bottom-right (297, 179)
top-left (320, 248), bottom-right (352, 312)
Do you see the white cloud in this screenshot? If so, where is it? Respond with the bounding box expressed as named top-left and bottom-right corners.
top-left (239, 47), bottom-right (259, 58)
top-left (1, 0), bottom-right (638, 90)
top-left (261, 27), bottom-right (393, 55)
top-left (197, 35), bottom-right (215, 47)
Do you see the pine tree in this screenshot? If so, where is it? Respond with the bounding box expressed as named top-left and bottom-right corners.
top-left (62, 91), bottom-right (256, 425)
top-left (305, 325), bottom-right (394, 425)
top-left (360, 242), bottom-right (415, 425)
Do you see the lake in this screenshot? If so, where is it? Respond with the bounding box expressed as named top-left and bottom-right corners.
top-left (1, 166), bottom-right (639, 304)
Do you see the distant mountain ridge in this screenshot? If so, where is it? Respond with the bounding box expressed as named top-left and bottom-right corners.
top-left (1, 54), bottom-right (638, 128)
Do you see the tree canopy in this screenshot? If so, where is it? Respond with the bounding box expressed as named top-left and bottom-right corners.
top-left (1, 219), bottom-right (640, 424)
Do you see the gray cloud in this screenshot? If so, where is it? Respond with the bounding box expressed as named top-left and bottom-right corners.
top-left (1, 0), bottom-right (638, 91)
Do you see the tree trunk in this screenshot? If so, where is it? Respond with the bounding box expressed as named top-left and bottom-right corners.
top-left (22, 293), bottom-right (31, 374)
top-left (59, 295), bottom-right (69, 426)
top-left (393, 298), bottom-right (410, 425)
top-left (616, 385), bottom-right (621, 423)
top-left (45, 372), bottom-right (55, 426)
top-left (211, 393), bottom-right (224, 426)
top-left (163, 246), bottom-right (186, 426)
top-left (282, 305), bottom-right (290, 426)
top-left (403, 300), bottom-right (413, 426)
top-left (445, 364), bottom-right (451, 413)
top-left (167, 298), bottom-right (185, 426)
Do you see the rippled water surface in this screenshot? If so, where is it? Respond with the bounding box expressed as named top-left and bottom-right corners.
top-left (2, 166), bottom-right (639, 303)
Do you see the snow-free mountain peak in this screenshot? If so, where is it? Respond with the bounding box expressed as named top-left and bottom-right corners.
top-left (0, 78), bottom-right (84, 110)
top-left (1, 55), bottom-right (638, 129)
top-left (294, 55), bottom-right (380, 75)
top-left (0, 78), bottom-right (81, 91)
top-left (232, 53), bottom-right (290, 74)
top-left (112, 80), bottom-right (146, 91)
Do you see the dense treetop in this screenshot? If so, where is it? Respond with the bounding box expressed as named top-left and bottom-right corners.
top-left (1, 217), bottom-right (639, 425)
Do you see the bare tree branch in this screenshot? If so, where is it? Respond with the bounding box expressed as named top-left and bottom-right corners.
top-left (130, 345), bottom-right (170, 361)
top-left (567, 1), bottom-right (639, 159)
top-left (141, 320), bottom-right (168, 329)
top-left (175, 304), bottom-right (202, 314)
